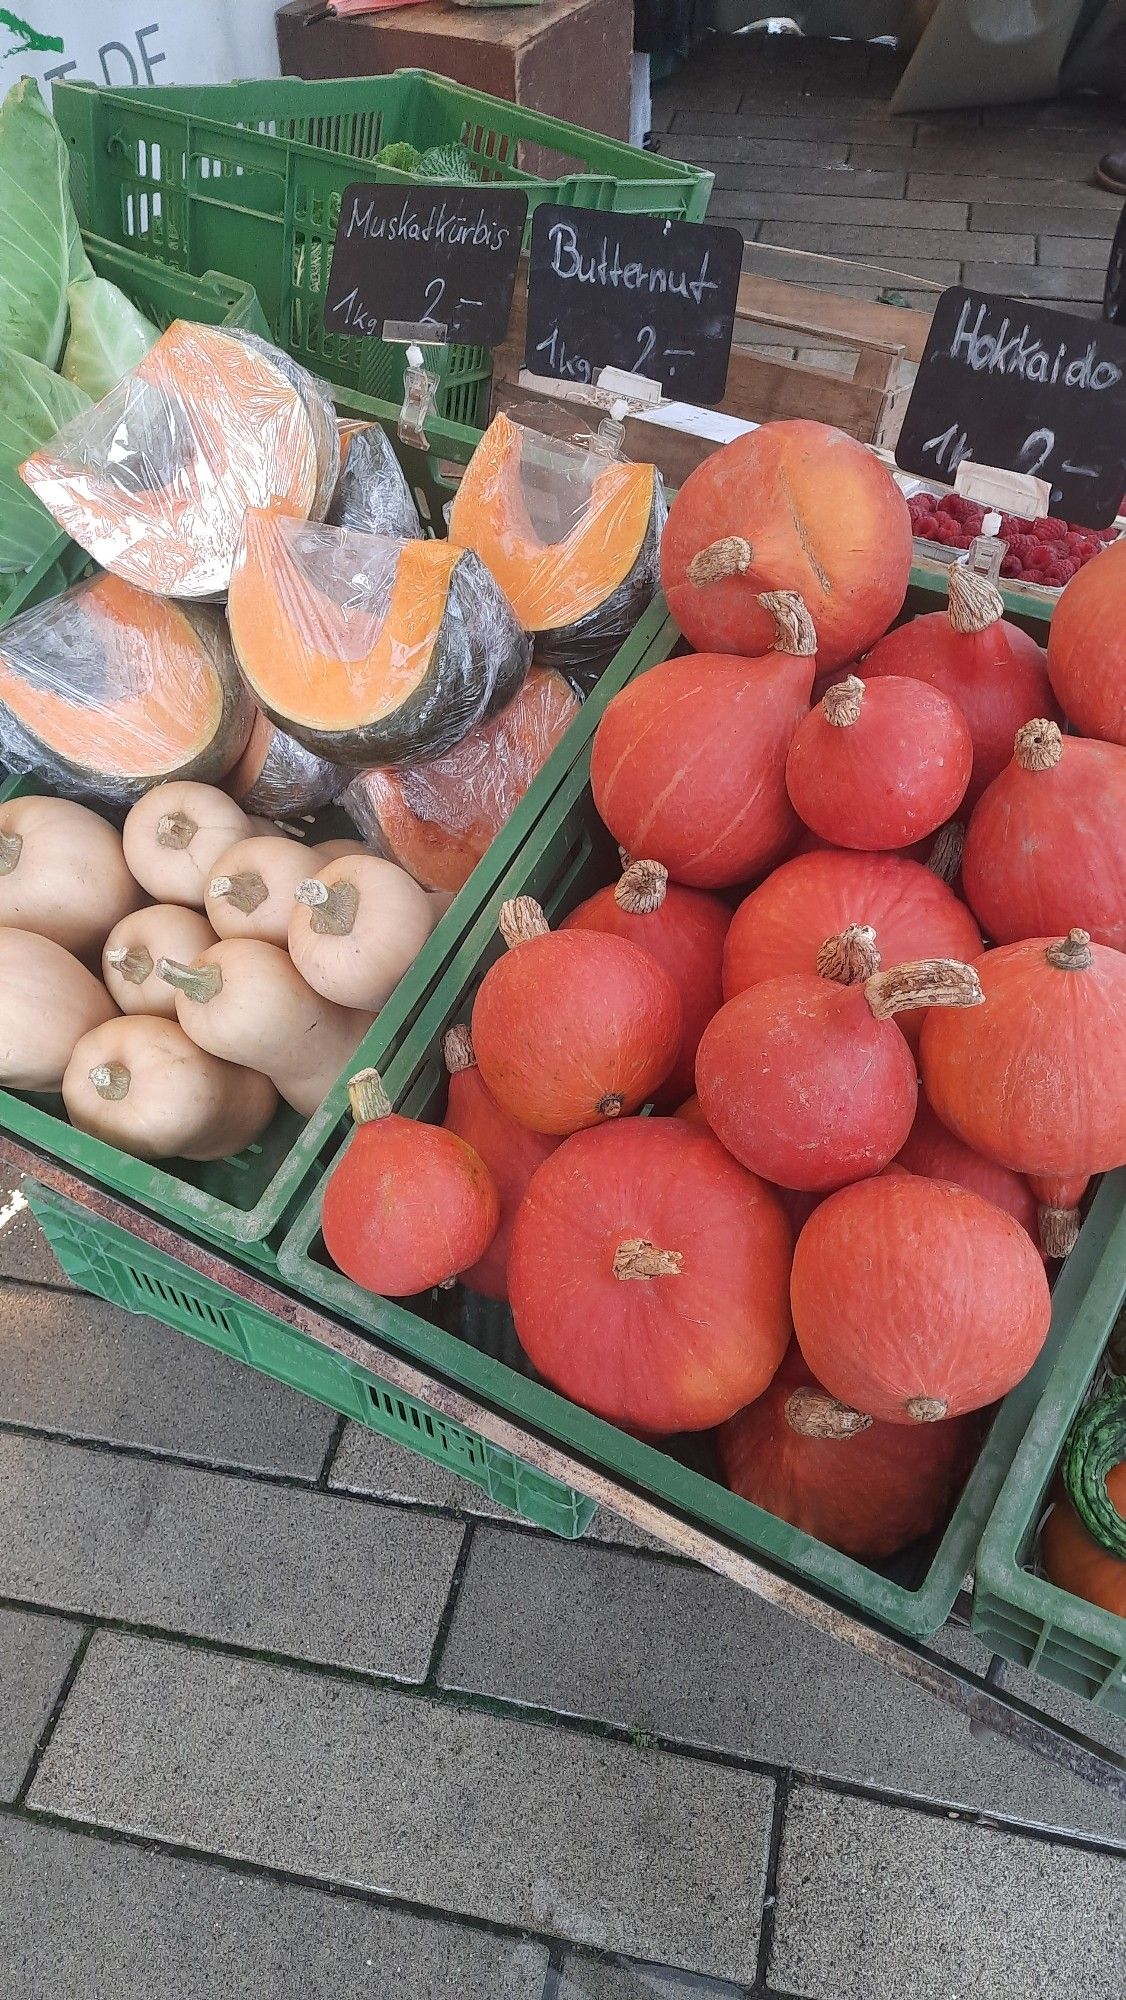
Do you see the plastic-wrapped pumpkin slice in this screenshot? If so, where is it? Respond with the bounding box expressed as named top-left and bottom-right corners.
top-left (0, 571), bottom-right (253, 808)
top-left (227, 510), bottom-right (531, 767)
top-left (447, 412), bottom-right (666, 687)
top-left (20, 321), bottom-right (325, 598)
top-left (327, 418), bottom-right (422, 540)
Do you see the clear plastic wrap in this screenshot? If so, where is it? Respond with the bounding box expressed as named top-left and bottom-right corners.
top-left (446, 411), bottom-right (666, 692)
top-left (226, 511), bottom-right (532, 769)
top-left (19, 321), bottom-right (331, 599)
top-left (343, 666), bottom-right (581, 892)
top-left (327, 419), bottom-right (422, 541)
top-left (225, 709), bottom-right (347, 819)
top-left (0, 569), bottom-right (253, 809)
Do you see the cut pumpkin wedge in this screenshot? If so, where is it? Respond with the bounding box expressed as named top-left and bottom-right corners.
top-left (224, 710), bottom-right (343, 819)
top-left (21, 321), bottom-right (324, 599)
top-left (327, 419), bottom-right (421, 540)
top-left (0, 571), bottom-right (253, 808)
top-left (227, 510), bottom-right (531, 767)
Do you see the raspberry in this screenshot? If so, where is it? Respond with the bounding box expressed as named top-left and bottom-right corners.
top-left (1036, 517), bottom-right (1067, 542)
top-left (998, 513), bottom-right (1033, 540)
top-left (1000, 553), bottom-right (1023, 578)
top-left (937, 495), bottom-right (970, 519)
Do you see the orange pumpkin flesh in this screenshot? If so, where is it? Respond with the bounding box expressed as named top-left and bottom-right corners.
top-left (440, 1026), bottom-right (559, 1302)
top-left (1042, 1462), bottom-right (1126, 1618)
top-left (508, 1119), bottom-right (792, 1433)
top-left (1046, 534), bottom-right (1126, 745)
top-left (785, 673), bottom-right (973, 851)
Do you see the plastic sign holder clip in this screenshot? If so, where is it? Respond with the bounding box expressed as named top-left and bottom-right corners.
top-left (396, 343), bottom-right (440, 450)
top-left (592, 398), bottom-right (631, 461)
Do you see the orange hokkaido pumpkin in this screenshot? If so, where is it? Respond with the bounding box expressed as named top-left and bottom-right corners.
top-left (440, 1025), bottom-right (559, 1302)
top-left (894, 1089), bottom-right (1041, 1252)
top-left (1046, 534), bottom-right (1126, 745)
top-left (1042, 1464), bottom-right (1126, 1618)
top-left (785, 673), bottom-right (973, 851)
top-left (507, 1118), bottom-right (792, 1432)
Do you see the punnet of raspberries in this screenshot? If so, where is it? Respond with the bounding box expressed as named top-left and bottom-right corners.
top-left (906, 489), bottom-right (1119, 589)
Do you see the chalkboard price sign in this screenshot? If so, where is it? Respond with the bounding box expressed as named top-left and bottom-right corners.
top-left (895, 286), bottom-right (1126, 527)
top-left (524, 205), bottom-right (743, 404)
top-left (325, 183), bottom-right (528, 348)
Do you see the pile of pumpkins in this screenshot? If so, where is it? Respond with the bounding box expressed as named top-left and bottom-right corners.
top-left (323, 415), bottom-right (1126, 1574)
top-left (0, 778), bottom-right (450, 1161)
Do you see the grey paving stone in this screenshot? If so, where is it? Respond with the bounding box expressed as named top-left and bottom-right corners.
top-left (30, 1632), bottom-right (775, 1982)
top-left (911, 172), bottom-right (1118, 209)
top-left (974, 204), bottom-right (1119, 240)
top-left (0, 1284), bottom-right (335, 1476)
top-left (0, 1203), bottom-right (71, 1286)
top-left (770, 1786), bottom-right (1126, 2000)
top-left (851, 137), bottom-right (1105, 174)
top-left (0, 1606), bottom-right (84, 1801)
top-left (0, 1430), bottom-right (462, 1678)
top-left (556, 1954), bottom-right (748, 1997)
top-left (710, 193), bottom-right (969, 229)
top-left (961, 260), bottom-right (1105, 301)
top-left (665, 132), bottom-right (851, 168)
top-left (0, 1815), bottom-right (548, 2000)
top-left (1037, 234), bottom-right (1117, 267)
top-left (710, 164), bottom-right (906, 198)
top-left (755, 222), bottom-right (1033, 262)
top-left (437, 1532), bottom-right (1126, 1845)
top-left (670, 110), bottom-right (912, 145)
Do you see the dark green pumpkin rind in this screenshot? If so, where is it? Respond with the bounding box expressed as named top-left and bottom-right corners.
top-left (1062, 1379), bottom-right (1126, 1559)
top-left (531, 490), bottom-right (665, 690)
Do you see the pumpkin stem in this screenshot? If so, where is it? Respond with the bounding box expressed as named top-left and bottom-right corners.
top-left (686, 534), bottom-right (753, 587)
top-left (1046, 928), bottom-right (1093, 972)
top-left (1014, 718), bottom-right (1064, 772)
top-left (443, 1024), bottom-right (476, 1074)
top-left (612, 1236), bottom-right (683, 1280)
top-left (155, 811), bottom-right (198, 851)
top-left (210, 870), bottom-right (269, 915)
top-left (596, 1093), bottom-right (625, 1119)
top-left (348, 1066), bottom-right (393, 1125)
top-left (821, 675), bottom-right (865, 728)
top-left (0, 830), bottom-right (22, 876)
top-left (294, 877), bottom-right (359, 937)
top-left (947, 563), bottom-right (1004, 635)
top-left (1039, 1205), bottom-right (1080, 1259)
top-left (156, 957), bottom-right (223, 1004)
top-left (499, 896), bottom-right (550, 948)
top-left (104, 944), bottom-right (154, 985)
top-left (784, 1388), bottom-right (872, 1440)
top-left (906, 1396), bottom-right (949, 1423)
top-left (759, 589), bottom-right (817, 658)
top-left (926, 820), bottom-right (965, 885)
top-left (816, 924), bottom-right (881, 986)
top-left (617, 844), bottom-right (633, 870)
top-left (864, 957), bottom-right (982, 1019)
top-left (89, 1060), bottom-right (131, 1102)
top-left (615, 860), bottom-right (668, 915)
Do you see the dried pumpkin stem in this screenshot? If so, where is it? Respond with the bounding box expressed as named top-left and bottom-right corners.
top-left (1014, 718), bottom-right (1064, 772)
top-left (499, 897), bottom-right (550, 949)
top-left (348, 1066), bottom-right (393, 1125)
top-left (821, 675), bottom-right (865, 727)
top-left (760, 589), bottom-right (818, 658)
top-left (294, 877), bottom-right (359, 937)
top-left (1039, 1205), bottom-right (1080, 1259)
top-left (210, 871), bottom-right (269, 915)
top-left (89, 1061), bottom-right (131, 1102)
top-left (816, 924), bottom-right (881, 986)
top-left (156, 957), bottom-right (223, 1004)
top-left (0, 831), bottom-right (22, 876)
top-left (864, 957), bottom-right (982, 1019)
top-left (784, 1388), bottom-right (872, 1440)
top-left (906, 1396), bottom-right (948, 1423)
top-left (613, 1237), bottom-right (684, 1280)
top-left (926, 820), bottom-right (965, 885)
top-left (947, 563), bottom-right (1004, 635)
top-left (596, 1093), bottom-right (624, 1120)
top-left (1046, 928), bottom-right (1093, 972)
top-left (155, 811), bottom-right (197, 851)
top-left (686, 534), bottom-right (753, 587)
top-left (443, 1024), bottom-right (476, 1074)
top-left (615, 860), bottom-right (668, 915)
top-left (104, 944), bottom-right (154, 985)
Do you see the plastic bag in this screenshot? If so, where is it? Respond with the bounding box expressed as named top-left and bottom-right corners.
top-left (0, 569), bottom-right (253, 809)
top-left (225, 709), bottom-right (346, 819)
top-left (446, 411), bottom-right (666, 692)
top-left (327, 419), bottom-right (423, 540)
top-left (226, 511), bottom-right (532, 768)
top-left (343, 667), bottom-right (581, 891)
top-left (20, 321), bottom-right (332, 599)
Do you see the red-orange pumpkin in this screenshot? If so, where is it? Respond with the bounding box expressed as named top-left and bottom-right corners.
top-left (561, 859), bottom-right (730, 1104)
top-left (721, 846), bottom-right (981, 1048)
top-left (440, 1025), bottom-right (559, 1302)
top-left (1046, 535), bottom-right (1126, 745)
top-left (895, 1089), bottom-right (1041, 1252)
top-left (961, 720), bottom-right (1126, 953)
top-left (322, 1068), bottom-right (500, 1295)
top-left (696, 925), bottom-right (981, 1191)
top-left (508, 1118), bottom-right (792, 1432)
top-left (716, 1345), bottom-right (977, 1561)
top-left (920, 928), bottom-right (1126, 1257)
top-left (589, 592), bottom-right (816, 889)
top-left (786, 673), bottom-right (973, 850)
top-left (791, 1173), bottom-right (1052, 1423)
top-left (470, 897), bottom-right (682, 1135)
top-left (859, 565), bottom-right (1059, 808)
top-left (1042, 1464), bottom-right (1126, 1618)
top-left (661, 419), bottom-right (912, 672)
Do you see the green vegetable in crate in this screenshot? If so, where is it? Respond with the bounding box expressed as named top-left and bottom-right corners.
top-left (374, 141), bottom-right (421, 173)
top-left (1043, 1449), bottom-right (1126, 1619)
top-left (1062, 1382), bottom-right (1126, 1562)
top-left (61, 274), bottom-right (159, 400)
top-left (0, 349), bottom-right (90, 576)
top-left (416, 143), bottom-right (479, 183)
top-left (0, 79), bottom-right (91, 368)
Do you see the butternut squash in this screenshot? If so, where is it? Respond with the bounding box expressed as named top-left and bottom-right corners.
top-left (315, 839), bottom-right (369, 862)
top-left (102, 904), bottom-right (216, 1018)
top-left (288, 853), bottom-right (437, 1011)
top-left (0, 927), bottom-right (117, 1091)
top-left (205, 836), bottom-right (315, 947)
top-left (0, 794), bottom-right (146, 962)
top-left (157, 938), bottom-right (373, 1116)
top-left (63, 1015), bottom-right (277, 1161)
top-left (123, 783), bottom-right (252, 907)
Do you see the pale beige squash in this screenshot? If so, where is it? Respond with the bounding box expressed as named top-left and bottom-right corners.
top-left (0, 795), bottom-right (145, 961)
top-left (288, 853), bottom-right (437, 1012)
top-left (123, 782), bottom-right (252, 906)
top-left (102, 904), bottom-right (216, 1018)
top-left (206, 836), bottom-right (315, 947)
top-left (63, 1015), bottom-right (277, 1161)
top-left (0, 928), bottom-right (118, 1091)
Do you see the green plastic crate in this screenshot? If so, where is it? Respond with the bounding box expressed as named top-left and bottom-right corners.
top-left (23, 1179), bottom-right (595, 1538)
top-left (52, 69), bottom-right (713, 429)
top-left (973, 1179), bottom-right (1126, 1712)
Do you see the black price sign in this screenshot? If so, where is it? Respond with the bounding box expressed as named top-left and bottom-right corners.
top-left (325, 183), bottom-right (528, 347)
top-left (895, 286), bottom-right (1126, 527)
top-left (524, 205), bottom-right (743, 404)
